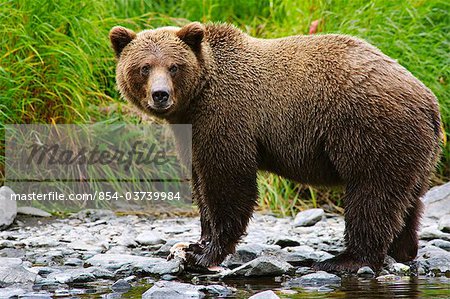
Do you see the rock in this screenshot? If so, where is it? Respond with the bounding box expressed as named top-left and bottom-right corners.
top-left (45, 269), bottom-right (95, 284)
top-left (249, 290), bottom-right (280, 299)
top-left (64, 257), bottom-right (83, 267)
top-left (222, 244), bottom-right (281, 269)
top-left (419, 226), bottom-right (450, 241)
top-left (272, 237), bottom-right (300, 248)
top-left (0, 265), bottom-right (37, 286)
top-left (428, 239), bottom-right (450, 251)
top-left (224, 256), bottom-right (294, 277)
top-left (135, 231), bottom-right (166, 246)
top-left (88, 267), bottom-right (115, 279)
top-left (283, 245), bottom-right (333, 266)
top-left (200, 285), bottom-right (234, 297)
top-left (293, 208), bottom-right (324, 227)
top-left (417, 246), bottom-right (450, 273)
top-left (284, 271), bottom-right (341, 287)
top-left (376, 274), bottom-right (401, 282)
top-left (0, 257), bottom-right (23, 267)
top-left (438, 215), bottom-right (450, 233)
top-left (392, 263), bottom-right (410, 275)
top-left (295, 267), bottom-right (314, 276)
top-left (72, 209), bottom-right (115, 221)
top-left (86, 253), bottom-right (183, 275)
top-left (142, 281), bottom-right (205, 299)
top-left (18, 291), bottom-right (53, 298)
top-left (0, 287), bottom-right (26, 298)
top-left (68, 241), bottom-right (106, 253)
top-left (0, 186), bottom-right (17, 230)
top-left (357, 266), bottom-right (375, 278)
top-left (17, 207), bottom-right (52, 217)
top-left (111, 279), bottom-right (132, 292)
top-left (422, 182), bottom-right (450, 219)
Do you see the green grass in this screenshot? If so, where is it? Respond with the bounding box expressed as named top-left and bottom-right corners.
top-left (0, 0), bottom-right (448, 216)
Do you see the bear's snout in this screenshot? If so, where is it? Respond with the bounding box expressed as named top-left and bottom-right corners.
top-left (152, 90), bottom-right (170, 106)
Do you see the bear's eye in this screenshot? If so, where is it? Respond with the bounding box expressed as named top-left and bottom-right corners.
top-left (140, 65), bottom-right (151, 77)
top-left (169, 65), bottom-right (178, 75)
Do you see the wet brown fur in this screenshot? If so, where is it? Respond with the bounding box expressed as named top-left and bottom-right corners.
top-left (110, 22), bottom-right (442, 272)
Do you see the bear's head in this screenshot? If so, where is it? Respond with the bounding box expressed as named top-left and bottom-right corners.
top-left (109, 22), bottom-right (205, 118)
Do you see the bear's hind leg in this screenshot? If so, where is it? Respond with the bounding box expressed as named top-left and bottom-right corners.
top-left (314, 180), bottom-right (408, 273)
top-left (388, 181), bottom-right (426, 262)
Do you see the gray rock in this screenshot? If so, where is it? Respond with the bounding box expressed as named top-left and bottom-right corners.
top-left (222, 244), bottom-right (281, 268)
top-left (418, 247), bottom-right (450, 273)
top-left (295, 267), bottom-right (314, 276)
top-left (284, 271), bottom-right (341, 287)
top-left (142, 281), bottom-right (204, 299)
top-left (272, 237), bottom-right (300, 248)
top-left (0, 287), bottom-right (26, 298)
top-left (357, 266), bottom-right (375, 278)
top-left (249, 290), bottom-right (280, 299)
top-left (283, 245), bottom-right (333, 266)
top-left (19, 291), bottom-right (52, 298)
top-left (392, 263), bottom-right (410, 275)
top-left (64, 257), bottom-right (83, 267)
top-left (88, 267), bottom-right (115, 279)
top-left (68, 241), bottom-right (106, 253)
top-left (224, 256), bottom-right (294, 277)
top-left (0, 266), bottom-right (37, 287)
top-left (376, 274), bottom-right (401, 282)
top-left (0, 186), bottom-right (17, 230)
top-left (293, 208), bottom-right (324, 227)
top-left (86, 253), bottom-right (183, 275)
top-left (428, 239), bottom-right (450, 251)
top-left (419, 226), bottom-right (450, 241)
top-left (17, 207), bottom-right (51, 217)
top-left (135, 231), bottom-right (166, 246)
top-left (111, 279), bottom-right (132, 292)
top-left (72, 209), bottom-right (115, 221)
top-left (200, 285), bottom-right (234, 297)
top-left (0, 257), bottom-right (23, 267)
top-left (45, 269), bottom-right (95, 284)
top-left (422, 182), bottom-right (450, 219)
top-left (130, 258), bottom-right (183, 276)
top-left (438, 215), bottom-right (450, 233)
top-left (85, 254), bottom-right (152, 270)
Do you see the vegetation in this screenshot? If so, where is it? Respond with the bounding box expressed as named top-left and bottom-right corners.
top-left (1, 0), bottom-right (448, 216)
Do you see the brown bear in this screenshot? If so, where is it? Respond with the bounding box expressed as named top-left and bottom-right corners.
top-left (109, 22), bottom-right (442, 272)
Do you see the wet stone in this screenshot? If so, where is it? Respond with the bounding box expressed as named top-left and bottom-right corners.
top-left (0, 265), bottom-right (37, 286)
top-left (357, 266), bottom-right (375, 278)
top-left (142, 281), bottom-right (205, 299)
top-left (284, 271), bottom-right (341, 287)
top-left (249, 290), bottom-right (280, 299)
top-left (111, 278), bottom-right (131, 292)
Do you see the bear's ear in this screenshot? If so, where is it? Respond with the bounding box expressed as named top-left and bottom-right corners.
top-left (177, 22), bottom-right (204, 52)
top-left (109, 26), bottom-right (136, 58)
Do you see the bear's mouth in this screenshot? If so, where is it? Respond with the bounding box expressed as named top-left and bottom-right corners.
top-left (146, 102), bottom-right (174, 115)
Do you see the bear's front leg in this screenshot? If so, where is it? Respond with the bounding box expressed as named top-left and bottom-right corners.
top-left (183, 149), bottom-right (259, 268)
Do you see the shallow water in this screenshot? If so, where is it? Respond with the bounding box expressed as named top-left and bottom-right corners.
top-left (55, 274), bottom-right (450, 298)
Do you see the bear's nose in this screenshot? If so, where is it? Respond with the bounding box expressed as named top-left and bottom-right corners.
top-left (152, 90), bottom-right (170, 105)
